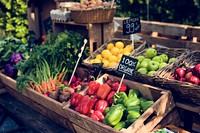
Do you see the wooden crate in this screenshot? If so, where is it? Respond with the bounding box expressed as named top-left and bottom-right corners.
top-left (114, 17), bottom-right (200, 50)
top-left (0, 80), bottom-right (7, 95)
top-left (0, 72), bottom-right (75, 132)
top-left (63, 74), bottom-right (175, 133)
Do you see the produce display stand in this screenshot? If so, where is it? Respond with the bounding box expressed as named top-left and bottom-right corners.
top-left (2, 1), bottom-right (200, 132)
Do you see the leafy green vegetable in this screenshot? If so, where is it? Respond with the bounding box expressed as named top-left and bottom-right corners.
top-left (0, 36), bottom-right (30, 68)
top-left (16, 31), bottom-right (89, 90)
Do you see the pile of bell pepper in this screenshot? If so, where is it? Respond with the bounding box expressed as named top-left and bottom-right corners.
top-left (70, 78), bottom-right (155, 131)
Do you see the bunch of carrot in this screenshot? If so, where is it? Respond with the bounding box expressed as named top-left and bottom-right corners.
top-left (29, 76), bottom-right (62, 94)
top-left (23, 58), bottom-right (68, 94)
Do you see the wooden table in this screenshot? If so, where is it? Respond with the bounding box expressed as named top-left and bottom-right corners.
top-left (0, 92), bottom-right (72, 133)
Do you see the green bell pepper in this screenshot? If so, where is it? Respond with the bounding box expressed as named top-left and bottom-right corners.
top-left (114, 121), bottom-right (127, 131)
top-left (128, 89), bottom-right (139, 98)
top-left (140, 97), bottom-right (148, 103)
top-left (126, 105), bottom-right (141, 113)
top-left (104, 107), bottom-right (110, 115)
top-left (104, 104), bottom-right (125, 126)
top-left (126, 111), bottom-right (140, 124)
top-left (114, 92), bottom-right (128, 105)
top-left (141, 100), bottom-right (154, 112)
top-left (124, 97), bottom-right (140, 107)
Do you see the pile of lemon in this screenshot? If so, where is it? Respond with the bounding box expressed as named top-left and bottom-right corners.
top-left (90, 41), bottom-right (133, 67)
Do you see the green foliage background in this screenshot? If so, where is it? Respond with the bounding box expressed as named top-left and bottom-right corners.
top-left (0, 0), bottom-right (28, 43)
top-left (115, 0), bottom-right (200, 26)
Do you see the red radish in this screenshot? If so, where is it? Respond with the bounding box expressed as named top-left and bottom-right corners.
top-left (77, 77), bottom-right (82, 81)
top-left (71, 76), bottom-right (77, 83)
top-left (63, 80), bottom-right (69, 85)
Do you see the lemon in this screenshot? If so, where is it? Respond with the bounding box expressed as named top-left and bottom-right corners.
top-left (110, 47), bottom-right (120, 56)
top-left (107, 43), bottom-right (114, 51)
top-left (125, 45), bottom-right (133, 52)
top-left (124, 51), bottom-right (131, 56)
top-left (101, 50), bottom-right (112, 59)
top-left (108, 55), bottom-right (118, 62)
top-left (108, 61), bottom-right (117, 67)
top-left (92, 58), bottom-right (101, 64)
top-left (117, 54), bottom-right (123, 60)
top-left (115, 41), bottom-right (124, 49)
top-left (90, 59), bottom-right (94, 64)
top-left (119, 49), bottom-right (125, 54)
top-left (102, 60), bottom-right (109, 67)
top-left (95, 54), bottom-right (102, 60)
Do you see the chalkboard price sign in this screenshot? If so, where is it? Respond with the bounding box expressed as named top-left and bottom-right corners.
top-left (123, 17), bottom-right (141, 35)
top-left (117, 55), bottom-right (138, 76)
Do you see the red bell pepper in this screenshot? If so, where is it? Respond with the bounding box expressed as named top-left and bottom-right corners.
top-left (90, 110), bottom-right (105, 122)
top-left (97, 84), bottom-right (111, 100)
top-left (112, 83), bottom-right (127, 92)
top-left (70, 93), bottom-right (83, 108)
top-left (78, 95), bottom-right (98, 115)
top-left (106, 79), bottom-right (119, 88)
top-left (106, 91), bottom-right (116, 105)
top-left (95, 100), bottom-right (108, 113)
top-left (87, 81), bottom-right (100, 96)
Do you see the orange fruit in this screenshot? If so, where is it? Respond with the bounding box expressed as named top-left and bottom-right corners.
top-left (115, 41), bottom-right (124, 49)
top-left (95, 54), bottom-right (102, 60)
top-left (110, 47), bottom-right (120, 56)
top-left (125, 45), bottom-right (133, 52)
top-left (101, 50), bottom-right (112, 59)
top-left (108, 61), bottom-right (117, 67)
top-left (108, 55), bottom-right (118, 62)
top-left (102, 60), bottom-right (109, 67)
top-left (107, 43), bottom-right (114, 51)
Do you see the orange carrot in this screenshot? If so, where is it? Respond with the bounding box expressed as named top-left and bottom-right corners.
top-left (58, 73), bottom-right (63, 82)
top-left (41, 81), bottom-right (47, 93)
top-left (29, 82), bottom-right (35, 89)
top-left (49, 77), bottom-right (54, 90)
top-left (35, 84), bottom-right (42, 94)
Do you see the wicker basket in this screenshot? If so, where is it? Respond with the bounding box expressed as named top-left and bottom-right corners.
top-left (125, 45), bottom-right (190, 85)
top-left (71, 8), bottom-right (116, 24)
top-left (82, 38), bottom-right (146, 71)
top-left (154, 50), bottom-right (200, 105)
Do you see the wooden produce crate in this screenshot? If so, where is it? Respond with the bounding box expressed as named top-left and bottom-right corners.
top-left (0, 72), bottom-right (75, 132)
top-left (83, 38), bottom-right (146, 71)
top-left (63, 74), bottom-right (175, 133)
top-left (154, 50), bottom-right (200, 105)
top-left (124, 45), bottom-right (189, 85)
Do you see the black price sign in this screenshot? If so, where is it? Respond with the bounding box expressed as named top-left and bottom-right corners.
top-left (92, 63), bottom-right (103, 79)
top-left (117, 55), bottom-right (138, 76)
top-left (123, 17), bottom-right (141, 35)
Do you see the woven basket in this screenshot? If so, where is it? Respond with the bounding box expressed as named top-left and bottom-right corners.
top-left (82, 38), bottom-right (146, 71)
top-left (71, 8), bottom-right (116, 24)
top-left (125, 45), bottom-right (190, 85)
top-left (154, 50), bottom-right (200, 105)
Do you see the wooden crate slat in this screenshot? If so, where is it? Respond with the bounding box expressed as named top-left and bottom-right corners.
top-left (185, 41), bottom-right (200, 50)
top-left (186, 27), bottom-right (200, 38)
top-left (137, 33), bottom-right (186, 48)
top-left (114, 17), bottom-right (189, 37)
